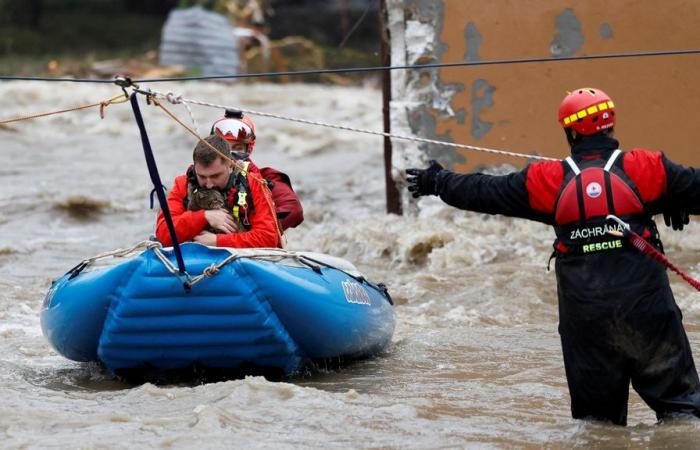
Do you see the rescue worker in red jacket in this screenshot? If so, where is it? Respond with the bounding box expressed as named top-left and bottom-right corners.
top-left (211, 110), bottom-right (304, 230)
top-left (406, 87), bottom-right (700, 426)
top-left (155, 134), bottom-right (280, 248)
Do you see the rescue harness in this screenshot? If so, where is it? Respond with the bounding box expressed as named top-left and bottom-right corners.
top-left (185, 162), bottom-right (255, 230)
top-left (552, 149), bottom-right (660, 256)
top-left (543, 149), bottom-right (700, 292)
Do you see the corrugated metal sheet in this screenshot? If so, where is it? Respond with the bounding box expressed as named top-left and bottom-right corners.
top-left (159, 6), bottom-right (239, 77)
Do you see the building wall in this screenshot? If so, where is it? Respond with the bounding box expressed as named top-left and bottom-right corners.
top-left (388, 0), bottom-right (700, 178)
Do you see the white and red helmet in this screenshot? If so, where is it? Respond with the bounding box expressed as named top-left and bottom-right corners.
top-left (212, 118), bottom-right (254, 150)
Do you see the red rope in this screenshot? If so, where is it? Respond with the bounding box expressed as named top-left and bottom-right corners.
top-left (627, 232), bottom-right (700, 291)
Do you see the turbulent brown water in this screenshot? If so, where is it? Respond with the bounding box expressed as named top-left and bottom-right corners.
top-left (2, 81), bottom-right (700, 448)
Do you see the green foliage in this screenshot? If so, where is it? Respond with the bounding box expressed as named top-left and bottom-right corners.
top-left (0, 11), bottom-right (164, 57)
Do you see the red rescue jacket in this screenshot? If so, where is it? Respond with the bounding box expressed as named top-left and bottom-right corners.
top-left (155, 168), bottom-right (280, 248)
top-left (260, 167), bottom-right (304, 230)
top-left (244, 160), bottom-right (304, 230)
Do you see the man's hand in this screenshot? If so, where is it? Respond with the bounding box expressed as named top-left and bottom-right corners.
top-left (406, 160), bottom-right (445, 198)
top-left (663, 209), bottom-right (690, 231)
top-left (204, 209), bottom-right (238, 233)
top-left (194, 231), bottom-right (217, 246)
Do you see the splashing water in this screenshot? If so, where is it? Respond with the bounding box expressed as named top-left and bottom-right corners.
top-left (2, 81), bottom-right (700, 448)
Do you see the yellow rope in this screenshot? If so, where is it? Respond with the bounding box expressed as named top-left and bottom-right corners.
top-left (0, 93), bottom-right (129, 125)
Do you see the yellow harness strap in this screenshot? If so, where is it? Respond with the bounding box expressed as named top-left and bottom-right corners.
top-left (232, 162), bottom-right (250, 223)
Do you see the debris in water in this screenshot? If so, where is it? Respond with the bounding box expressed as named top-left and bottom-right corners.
top-left (54, 196), bottom-right (110, 220)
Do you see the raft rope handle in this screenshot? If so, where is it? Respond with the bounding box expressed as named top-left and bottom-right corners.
top-left (146, 88), bottom-right (559, 162)
top-left (149, 245), bottom-right (203, 287)
top-left (173, 249), bottom-right (385, 287)
top-left (83, 240), bottom-right (161, 262)
top-left (63, 239), bottom-right (233, 287)
top-left (186, 253), bottom-right (240, 285)
top-left (135, 88), bottom-right (285, 244)
top-left (151, 247), bottom-right (320, 287)
top-left (0, 92), bottom-right (129, 125)
top-left (66, 240), bottom-right (161, 279)
top-left (70, 240), bottom-right (379, 290)
top-left (607, 214), bottom-right (700, 292)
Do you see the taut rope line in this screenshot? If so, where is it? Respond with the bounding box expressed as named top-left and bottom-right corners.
top-left (0, 79), bottom-right (558, 164)
top-left (147, 88), bottom-right (559, 162)
top-left (0, 93), bottom-right (129, 125)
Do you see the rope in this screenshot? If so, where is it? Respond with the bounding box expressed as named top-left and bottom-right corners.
top-left (68, 239), bottom-right (236, 287)
top-left (607, 215), bottom-right (700, 292)
top-left (150, 248), bottom-right (319, 286)
top-left (146, 88), bottom-right (557, 161)
top-left (187, 255), bottom-right (239, 285)
top-left (149, 245), bottom-right (195, 286)
top-left (0, 93), bottom-right (129, 125)
top-left (71, 240), bottom-right (384, 292)
top-left (1, 49), bottom-right (699, 84)
top-left (163, 91), bottom-right (200, 135)
top-left (139, 91), bottom-right (285, 242)
top-left (80, 240), bottom-right (161, 265)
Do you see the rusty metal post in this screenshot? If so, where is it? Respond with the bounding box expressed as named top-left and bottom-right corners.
top-left (380, 0), bottom-right (402, 215)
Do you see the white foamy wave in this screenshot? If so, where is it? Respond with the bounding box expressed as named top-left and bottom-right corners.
top-left (292, 201), bottom-right (551, 271)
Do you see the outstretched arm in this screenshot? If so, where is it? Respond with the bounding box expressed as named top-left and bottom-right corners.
top-left (436, 170), bottom-right (531, 218)
top-left (407, 160), bottom-right (553, 222)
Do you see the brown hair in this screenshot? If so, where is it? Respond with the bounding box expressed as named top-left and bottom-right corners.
top-left (193, 135), bottom-right (230, 166)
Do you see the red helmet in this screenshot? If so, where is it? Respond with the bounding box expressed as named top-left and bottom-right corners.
top-left (212, 118), bottom-right (254, 150)
top-left (558, 88), bottom-right (616, 135)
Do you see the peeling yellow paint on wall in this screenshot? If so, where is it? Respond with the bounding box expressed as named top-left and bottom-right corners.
top-left (424, 0), bottom-right (700, 172)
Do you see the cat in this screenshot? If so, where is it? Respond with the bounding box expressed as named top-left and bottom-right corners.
top-left (186, 186), bottom-right (240, 234)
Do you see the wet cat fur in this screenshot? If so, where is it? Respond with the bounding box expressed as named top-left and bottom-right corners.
top-left (186, 186), bottom-right (234, 234)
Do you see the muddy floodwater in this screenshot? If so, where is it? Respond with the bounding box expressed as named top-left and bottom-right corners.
top-left (3, 82), bottom-right (700, 448)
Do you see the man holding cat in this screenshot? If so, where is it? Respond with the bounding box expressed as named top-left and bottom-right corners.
top-left (155, 134), bottom-right (281, 248)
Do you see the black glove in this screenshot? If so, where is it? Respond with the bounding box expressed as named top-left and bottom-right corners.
top-left (663, 208), bottom-right (690, 231)
top-left (406, 160), bottom-right (444, 198)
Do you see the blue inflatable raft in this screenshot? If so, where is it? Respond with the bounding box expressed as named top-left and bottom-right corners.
top-left (41, 242), bottom-right (395, 376)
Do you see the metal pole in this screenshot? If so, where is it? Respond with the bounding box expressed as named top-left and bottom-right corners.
top-left (380, 0), bottom-right (402, 215)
